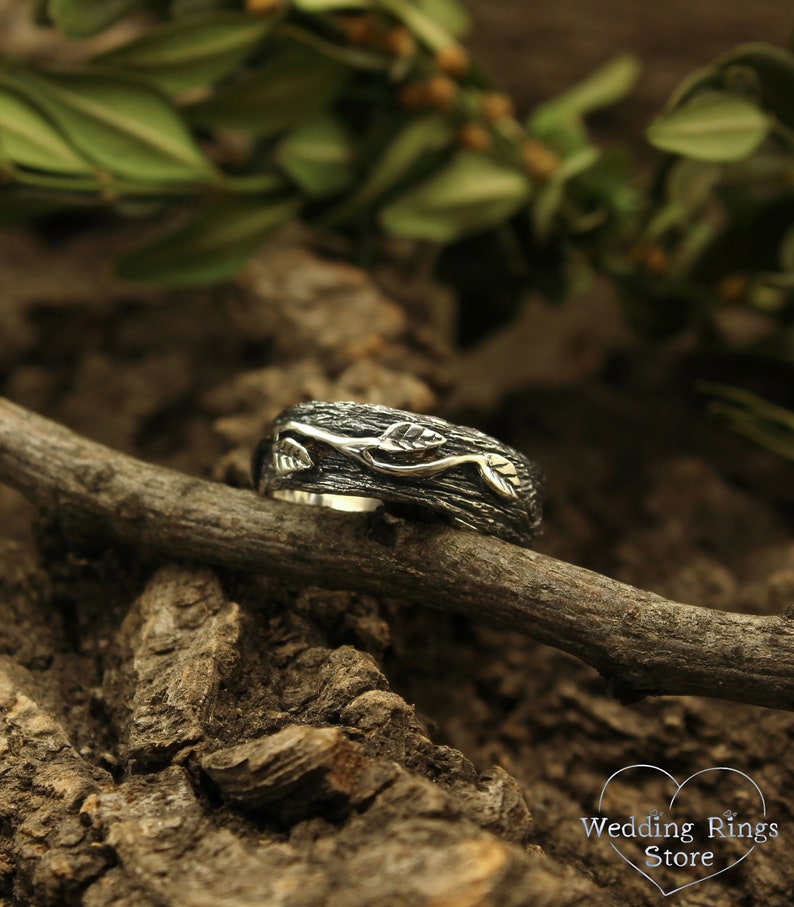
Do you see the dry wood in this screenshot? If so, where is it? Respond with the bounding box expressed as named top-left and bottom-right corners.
top-left (0, 395), bottom-right (792, 711)
top-left (2, 557), bottom-right (595, 906)
top-left (201, 725), bottom-right (395, 815)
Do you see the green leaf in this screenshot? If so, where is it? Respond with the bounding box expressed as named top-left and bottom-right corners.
top-left (645, 159), bottom-right (723, 238)
top-left (278, 24), bottom-right (390, 71)
top-left (276, 114), bottom-right (354, 196)
top-left (662, 64), bottom-right (721, 113)
top-left (379, 151), bottom-right (531, 242)
top-left (647, 92), bottom-right (769, 162)
top-left (700, 382), bottom-right (794, 461)
top-left (94, 13), bottom-right (278, 94)
top-left (412, 0), bottom-right (471, 38)
top-left (576, 147), bottom-right (637, 219)
top-left (291, 0), bottom-right (369, 10)
top-left (557, 145), bottom-right (600, 180)
top-left (171, 0), bottom-right (239, 15)
top-left (530, 147), bottom-right (599, 240)
top-left (186, 43), bottom-right (348, 136)
top-left (644, 202), bottom-right (684, 241)
top-left (378, 0), bottom-right (461, 53)
top-left (0, 86), bottom-right (94, 174)
top-left (280, 0), bottom-right (469, 44)
top-left (8, 68), bottom-right (217, 183)
top-left (117, 195), bottom-right (302, 285)
top-left (667, 158), bottom-right (722, 214)
top-left (527, 112), bottom-right (589, 156)
top-left (532, 179), bottom-right (564, 240)
top-left (644, 158), bottom-right (724, 241)
top-left (48, 0), bottom-right (141, 37)
top-left (533, 54), bottom-right (640, 124)
top-left (721, 44), bottom-right (794, 129)
top-left (294, 0), bottom-right (462, 53)
top-left (323, 114), bottom-right (454, 224)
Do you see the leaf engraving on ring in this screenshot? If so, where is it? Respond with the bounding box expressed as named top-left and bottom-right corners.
top-left (479, 453), bottom-right (521, 499)
top-left (273, 436), bottom-right (313, 476)
top-left (376, 421), bottom-right (447, 453)
top-left (274, 418), bottom-right (523, 502)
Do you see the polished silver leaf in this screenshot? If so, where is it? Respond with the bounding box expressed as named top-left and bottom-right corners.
top-left (479, 454), bottom-right (521, 499)
top-left (273, 437), bottom-right (313, 476)
top-left (377, 421), bottom-right (447, 453)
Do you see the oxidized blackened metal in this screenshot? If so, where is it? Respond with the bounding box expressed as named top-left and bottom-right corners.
top-left (252, 401), bottom-right (545, 547)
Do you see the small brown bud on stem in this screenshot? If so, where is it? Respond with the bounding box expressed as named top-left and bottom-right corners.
top-left (383, 26), bottom-right (416, 58)
top-left (458, 122), bottom-right (492, 150)
top-left (522, 139), bottom-right (559, 182)
top-left (425, 75), bottom-right (458, 110)
top-left (245, 0), bottom-right (282, 12)
top-left (340, 15), bottom-right (379, 46)
top-left (718, 273), bottom-right (749, 303)
top-left (435, 45), bottom-right (469, 77)
top-left (644, 244), bottom-right (668, 275)
top-left (481, 93), bottom-right (515, 122)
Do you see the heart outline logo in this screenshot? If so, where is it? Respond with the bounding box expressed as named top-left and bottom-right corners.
top-left (597, 764), bottom-right (766, 897)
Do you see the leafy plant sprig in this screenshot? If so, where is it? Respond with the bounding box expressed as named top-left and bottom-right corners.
top-left (625, 41), bottom-right (794, 459)
top-left (3, 1), bottom-right (794, 459)
top-left (627, 42), bottom-right (794, 337)
top-left (0, 0), bottom-right (638, 290)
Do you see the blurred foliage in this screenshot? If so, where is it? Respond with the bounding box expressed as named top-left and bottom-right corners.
top-left (0, 1), bottom-right (793, 457)
top-left (700, 382), bottom-right (794, 461)
top-left (630, 43), bottom-right (794, 338)
top-left (630, 42), bottom-right (794, 459)
top-left (0, 0), bottom-right (637, 290)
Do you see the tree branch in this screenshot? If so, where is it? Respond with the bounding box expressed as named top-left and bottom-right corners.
top-left (0, 395), bottom-right (792, 711)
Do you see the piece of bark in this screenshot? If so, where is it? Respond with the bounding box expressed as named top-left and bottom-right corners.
top-left (0, 659), bottom-right (112, 905)
top-left (321, 769), bottom-right (602, 907)
top-left (201, 725), bottom-right (394, 817)
top-left (83, 766), bottom-right (333, 907)
top-left (82, 868), bottom-right (161, 907)
top-left (80, 758), bottom-right (605, 907)
top-left (103, 565), bottom-right (241, 766)
top-left (1, 647), bottom-right (604, 907)
top-left (233, 248), bottom-right (407, 365)
top-left (339, 689), bottom-right (425, 761)
top-left (0, 508), bottom-right (610, 906)
top-left (450, 766), bottom-right (535, 846)
top-left (280, 645), bottom-right (389, 719)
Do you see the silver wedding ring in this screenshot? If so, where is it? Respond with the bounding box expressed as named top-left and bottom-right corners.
top-left (252, 401), bottom-right (545, 547)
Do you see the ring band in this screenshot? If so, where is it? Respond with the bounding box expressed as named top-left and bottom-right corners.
top-left (252, 401), bottom-right (545, 547)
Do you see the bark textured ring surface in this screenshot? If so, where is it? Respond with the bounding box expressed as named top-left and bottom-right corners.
top-left (252, 401), bottom-right (545, 547)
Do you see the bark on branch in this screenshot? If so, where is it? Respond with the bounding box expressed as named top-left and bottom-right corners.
top-left (0, 395), bottom-right (792, 711)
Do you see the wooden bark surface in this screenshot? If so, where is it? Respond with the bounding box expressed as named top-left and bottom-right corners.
top-left (0, 551), bottom-right (606, 907)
